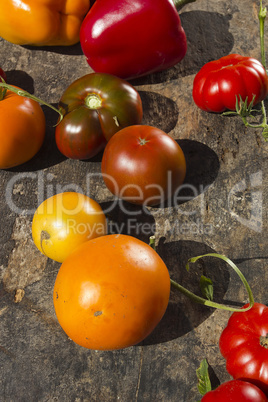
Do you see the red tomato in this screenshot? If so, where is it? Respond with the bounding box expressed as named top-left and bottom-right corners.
top-left (101, 125), bottom-right (186, 206)
top-left (219, 303), bottom-right (268, 395)
top-left (201, 380), bottom-right (268, 402)
top-left (55, 73), bottom-right (143, 160)
top-left (192, 54), bottom-right (268, 112)
top-left (0, 85), bottom-right (45, 169)
top-left (53, 234), bottom-right (170, 350)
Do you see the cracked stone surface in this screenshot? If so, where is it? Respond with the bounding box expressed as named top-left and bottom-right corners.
top-left (0, 1), bottom-right (267, 401)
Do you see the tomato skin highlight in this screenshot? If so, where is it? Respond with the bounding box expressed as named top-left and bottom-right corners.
top-left (0, 87), bottom-right (45, 169)
top-left (55, 73), bottom-right (143, 160)
top-left (192, 54), bottom-right (268, 112)
top-left (201, 380), bottom-right (268, 402)
top-left (219, 303), bottom-right (268, 396)
top-left (53, 234), bottom-right (171, 350)
top-left (32, 192), bottom-right (107, 263)
top-left (101, 125), bottom-right (186, 206)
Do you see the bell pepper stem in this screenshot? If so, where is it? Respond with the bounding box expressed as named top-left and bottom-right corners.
top-left (149, 236), bottom-right (254, 313)
top-left (173, 0), bottom-right (196, 11)
top-left (0, 82), bottom-right (63, 123)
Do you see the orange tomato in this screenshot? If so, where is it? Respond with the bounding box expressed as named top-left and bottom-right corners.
top-left (0, 87), bottom-right (45, 169)
top-left (32, 192), bottom-right (107, 263)
top-left (53, 234), bottom-right (171, 350)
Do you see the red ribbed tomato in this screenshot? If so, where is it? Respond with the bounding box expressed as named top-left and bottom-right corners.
top-left (193, 54), bottom-right (268, 112)
top-left (201, 380), bottom-right (267, 402)
top-left (219, 303), bottom-right (268, 396)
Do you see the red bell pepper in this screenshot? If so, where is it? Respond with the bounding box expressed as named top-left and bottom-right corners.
top-left (80, 0), bottom-right (193, 79)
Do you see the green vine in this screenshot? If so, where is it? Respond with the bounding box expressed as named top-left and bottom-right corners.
top-left (0, 80), bottom-right (63, 123)
top-left (150, 236), bottom-right (254, 313)
top-left (259, 0), bottom-right (267, 70)
top-left (227, 1), bottom-right (268, 140)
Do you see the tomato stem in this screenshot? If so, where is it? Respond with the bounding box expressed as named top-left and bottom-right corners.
top-left (0, 82), bottom-right (63, 123)
top-left (259, 0), bottom-right (267, 70)
top-left (225, 2), bottom-right (268, 140)
top-left (149, 235), bottom-right (156, 250)
top-left (150, 237), bottom-right (254, 313)
top-left (238, 98), bottom-right (268, 140)
top-left (258, 0), bottom-right (268, 140)
top-left (0, 77), bottom-right (7, 101)
top-left (85, 93), bottom-right (102, 109)
top-left (183, 253), bottom-right (254, 312)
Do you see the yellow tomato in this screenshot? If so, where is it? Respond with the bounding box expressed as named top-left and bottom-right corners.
top-left (32, 192), bottom-right (107, 262)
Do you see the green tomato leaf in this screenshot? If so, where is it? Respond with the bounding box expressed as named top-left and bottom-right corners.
top-left (200, 275), bottom-right (213, 301)
top-left (196, 359), bottom-right (212, 396)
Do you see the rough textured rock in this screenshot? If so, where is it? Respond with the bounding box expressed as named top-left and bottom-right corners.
top-left (0, 0), bottom-right (267, 400)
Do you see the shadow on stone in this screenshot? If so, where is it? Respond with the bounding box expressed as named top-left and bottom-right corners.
top-left (140, 238), bottom-right (232, 346)
top-left (151, 140), bottom-right (220, 209)
top-left (99, 200), bottom-right (156, 244)
top-left (5, 70), bottom-right (35, 92)
top-left (22, 42), bottom-right (84, 56)
top-left (130, 11), bottom-right (234, 85)
top-left (139, 91), bottom-right (179, 133)
top-left (178, 139), bottom-right (220, 201)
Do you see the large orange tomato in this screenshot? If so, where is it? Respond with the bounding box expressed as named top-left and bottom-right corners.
top-left (32, 192), bottom-right (107, 263)
top-left (53, 234), bottom-right (171, 350)
top-left (0, 85), bottom-right (45, 169)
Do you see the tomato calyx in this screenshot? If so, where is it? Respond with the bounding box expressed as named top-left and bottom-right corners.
top-left (85, 93), bottom-right (102, 109)
top-left (223, 95), bottom-right (268, 141)
top-left (150, 236), bottom-right (255, 313)
top-left (223, 95), bottom-right (259, 121)
top-left (138, 137), bottom-right (149, 146)
top-left (260, 333), bottom-right (268, 349)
